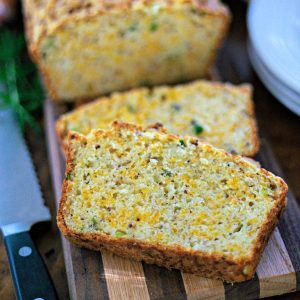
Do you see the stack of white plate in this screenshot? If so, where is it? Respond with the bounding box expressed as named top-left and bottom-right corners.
top-left (247, 0), bottom-right (300, 116)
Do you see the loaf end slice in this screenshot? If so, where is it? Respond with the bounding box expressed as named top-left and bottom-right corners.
top-left (56, 80), bottom-right (259, 156)
top-left (23, 0), bottom-right (230, 101)
top-left (57, 121), bottom-right (287, 282)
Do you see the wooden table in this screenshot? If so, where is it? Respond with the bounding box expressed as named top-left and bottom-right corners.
top-left (0, 1), bottom-right (299, 299)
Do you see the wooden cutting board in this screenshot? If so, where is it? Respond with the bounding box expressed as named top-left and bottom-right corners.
top-left (44, 99), bottom-right (300, 300)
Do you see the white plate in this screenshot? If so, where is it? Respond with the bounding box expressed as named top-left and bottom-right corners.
top-left (248, 41), bottom-right (300, 116)
top-left (249, 43), bottom-right (300, 105)
top-left (248, 0), bottom-right (300, 94)
top-left (248, 39), bottom-right (300, 105)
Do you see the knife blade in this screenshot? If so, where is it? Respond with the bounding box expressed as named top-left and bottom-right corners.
top-left (0, 108), bottom-right (57, 300)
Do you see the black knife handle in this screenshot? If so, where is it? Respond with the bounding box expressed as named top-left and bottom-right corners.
top-left (4, 231), bottom-right (57, 300)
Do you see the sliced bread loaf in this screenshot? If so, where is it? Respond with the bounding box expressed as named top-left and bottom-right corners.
top-left (23, 0), bottom-right (230, 102)
top-left (56, 80), bottom-right (259, 156)
top-left (57, 121), bottom-right (287, 282)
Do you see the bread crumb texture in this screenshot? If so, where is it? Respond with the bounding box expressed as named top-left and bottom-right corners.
top-left (57, 80), bottom-right (258, 156)
top-left (60, 122), bottom-right (286, 267)
top-left (24, 0), bottom-right (230, 100)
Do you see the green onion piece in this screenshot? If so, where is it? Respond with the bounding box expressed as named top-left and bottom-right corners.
top-left (174, 206), bottom-right (181, 212)
top-left (127, 104), bottom-right (136, 113)
top-left (162, 169), bottom-right (172, 177)
top-left (149, 22), bottom-right (159, 32)
top-left (115, 230), bottom-right (126, 237)
top-left (91, 217), bottom-right (97, 227)
top-left (261, 187), bottom-right (268, 197)
top-left (179, 139), bottom-right (186, 147)
top-left (234, 224), bottom-right (243, 232)
top-left (191, 119), bottom-right (204, 135)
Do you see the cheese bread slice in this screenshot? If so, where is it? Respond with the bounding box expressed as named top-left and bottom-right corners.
top-left (57, 121), bottom-right (287, 282)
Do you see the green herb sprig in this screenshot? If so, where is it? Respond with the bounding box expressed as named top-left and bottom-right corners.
top-left (0, 30), bottom-right (45, 133)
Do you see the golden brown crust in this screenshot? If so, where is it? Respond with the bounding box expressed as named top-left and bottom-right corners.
top-left (22, 0), bottom-right (231, 102)
top-left (57, 121), bottom-right (287, 283)
top-left (243, 84), bottom-right (260, 156)
top-left (55, 116), bottom-right (68, 151)
top-left (57, 200), bottom-right (286, 283)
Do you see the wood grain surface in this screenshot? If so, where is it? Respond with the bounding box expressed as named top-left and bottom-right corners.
top-left (0, 1), bottom-right (300, 299)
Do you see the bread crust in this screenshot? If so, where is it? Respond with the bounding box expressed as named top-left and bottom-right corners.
top-left (22, 0), bottom-right (231, 102)
top-left (57, 121), bottom-right (287, 283)
top-left (238, 84), bottom-right (260, 157)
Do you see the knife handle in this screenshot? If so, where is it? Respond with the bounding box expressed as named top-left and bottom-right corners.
top-left (4, 231), bottom-right (57, 300)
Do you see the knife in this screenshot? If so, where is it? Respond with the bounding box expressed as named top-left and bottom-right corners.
top-left (0, 108), bottom-right (57, 300)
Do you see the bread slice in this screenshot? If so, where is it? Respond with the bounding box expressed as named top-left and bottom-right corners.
top-left (23, 0), bottom-right (230, 102)
top-left (56, 80), bottom-right (259, 156)
top-left (57, 121), bottom-right (287, 283)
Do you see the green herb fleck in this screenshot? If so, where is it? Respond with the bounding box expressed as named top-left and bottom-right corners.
top-left (127, 104), bottom-right (136, 113)
top-left (91, 217), bottom-right (98, 227)
top-left (66, 173), bottom-right (72, 180)
top-left (149, 22), bottom-right (159, 32)
top-left (41, 36), bottom-right (56, 60)
top-left (191, 119), bottom-right (204, 135)
top-left (115, 230), bottom-right (126, 237)
top-left (162, 169), bottom-right (172, 177)
top-left (128, 22), bottom-right (138, 32)
top-left (69, 125), bottom-right (79, 132)
top-left (179, 139), bottom-right (186, 147)
top-left (261, 187), bottom-right (268, 197)
top-left (234, 224), bottom-right (243, 233)
top-left (174, 206), bottom-right (181, 212)
top-left (171, 103), bottom-right (181, 111)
